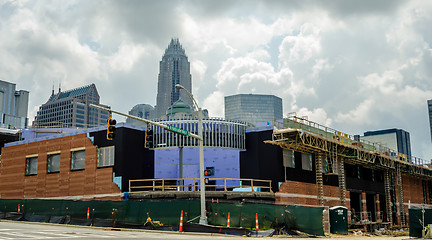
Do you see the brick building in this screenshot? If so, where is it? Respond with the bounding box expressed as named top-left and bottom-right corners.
top-left (0, 124), bottom-right (154, 200)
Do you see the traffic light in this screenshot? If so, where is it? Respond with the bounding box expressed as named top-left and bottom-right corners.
top-left (106, 116), bottom-right (116, 140)
top-left (145, 128), bottom-right (153, 148)
top-left (204, 167), bottom-right (214, 176)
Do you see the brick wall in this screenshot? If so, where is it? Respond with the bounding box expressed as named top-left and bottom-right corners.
top-left (276, 180), bottom-right (350, 208)
top-left (0, 134), bottom-right (121, 200)
top-left (402, 175), bottom-right (425, 207)
top-left (401, 174), bottom-right (429, 225)
top-left (275, 180), bottom-right (349, 234)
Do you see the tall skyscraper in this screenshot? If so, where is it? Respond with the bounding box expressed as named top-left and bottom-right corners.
top-left (155, 38), bottom-right (193, 118)
top-left (428, 99), bottom-right (432, 143)
top-left (0, 80), bottom-right (29, 129)
top-left (33, 84), bottom-right (110, 128)
top-left (224, 94), bottom-right (283, 125)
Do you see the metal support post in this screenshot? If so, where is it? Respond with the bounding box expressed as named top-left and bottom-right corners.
top-left (179, 146), bottom-right (183, 191)
top-left (175, 84), bottom-right (207, 225)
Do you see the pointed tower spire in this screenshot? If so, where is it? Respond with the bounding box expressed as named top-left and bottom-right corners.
top-left (155, 38), bottom-right (192, 118)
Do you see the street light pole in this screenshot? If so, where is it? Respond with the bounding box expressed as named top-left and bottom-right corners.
top-left (175, 84), bottom-right (207, 225)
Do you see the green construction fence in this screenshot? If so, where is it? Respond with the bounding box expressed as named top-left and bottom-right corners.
top-left (409, 207), bottom-right (432, 238)
top-left (0, 199), bottom-right (324, 236)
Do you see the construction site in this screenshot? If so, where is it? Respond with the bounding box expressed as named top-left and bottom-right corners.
top-left (0, 114), bottom-right (431, 237)
top-left (267, 116), bottom-right (431, 227)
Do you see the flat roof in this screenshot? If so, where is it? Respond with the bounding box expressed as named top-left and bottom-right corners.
top-left (5, 123), bottom-right (147, 147)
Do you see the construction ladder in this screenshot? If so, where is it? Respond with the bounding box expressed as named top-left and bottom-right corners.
top-left (328, 143), bottom-right (338, 174)
top-left (315, 154), bottom-right (324, 206)
top-left (384, 170), bottom-right (393, 224)
top-left (396, 166), bottom-right (405, 226)
top-left (338, 156), bottom-right (346, 207)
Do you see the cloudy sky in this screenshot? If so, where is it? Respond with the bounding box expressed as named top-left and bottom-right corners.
top-left (1, 0), bottom-right (432, 159)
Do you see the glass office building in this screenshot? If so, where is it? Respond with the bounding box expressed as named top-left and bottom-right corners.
top-left (224, 94), bottom-right (283, 125)
top-left (361, 128), bottom-right (412, 160)
top-left (0, 80), bottom-right (29, 129)
top-left (33, 84), bottom-right (110, 128)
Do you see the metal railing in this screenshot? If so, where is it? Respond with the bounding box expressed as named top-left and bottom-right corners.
top-left (151, 118), bottom-right (247, 150)
top-left (276, 114), bottom-right (431, 167)
top-left (129, 178), bottom-right (273, 193)
top-left (349, 211), bottom-right (386, 224)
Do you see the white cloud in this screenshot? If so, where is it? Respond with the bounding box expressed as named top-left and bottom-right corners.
top-left (335, 99), bottom-right (375, 126)
top-left (203, 91), bottom-right (224, 117)
top-left (109, 42), bottom-right (146, 72)
top-left (296, 107), bottom-right (332, 127)
top-left (190, 59), bottom-right (207, 93)
top-left (1, 0), bottom-right (432, 160)
top-left (311, 58), bottom-right (333, 79)
top-left (360, 71), bottom-right (403, 94)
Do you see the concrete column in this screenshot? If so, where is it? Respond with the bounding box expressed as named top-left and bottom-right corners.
top-left (361, 192), bottom-right (368, 222)
top-left (376, 194), bottom-right (381, 222)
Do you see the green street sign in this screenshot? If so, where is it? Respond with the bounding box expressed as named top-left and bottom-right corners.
top-left (166, 125), bottom-right (191, 136)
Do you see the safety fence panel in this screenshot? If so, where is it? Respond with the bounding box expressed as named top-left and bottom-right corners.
top-left (0, 199), bottom-right (199, 225)
top-left (0, 199), bottom-right (323, 235)
top-left (409, 208), bottom-right (432, 238)
top-left (207, 202), bottom-right (324, 236)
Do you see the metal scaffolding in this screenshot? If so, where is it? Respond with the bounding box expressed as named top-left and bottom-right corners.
top-left (265, 115), bottom-right (432, 225)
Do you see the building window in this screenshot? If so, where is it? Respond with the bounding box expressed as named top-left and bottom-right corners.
top-left (301, 153), bottom-right (312, 171)
top-left (71, 150), bottom-right (85, 170)
top-left (25, 157), bottom-right (38, 175)
top-left (283, 149), bottom-right (295, 168)
top-left (47, 153), bottom-right (60, 173)
top-left (98, 146), bottom-right (115, 167)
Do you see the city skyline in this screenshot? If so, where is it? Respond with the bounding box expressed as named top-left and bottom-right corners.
top-left (0, 1), bottom-right (431, 160)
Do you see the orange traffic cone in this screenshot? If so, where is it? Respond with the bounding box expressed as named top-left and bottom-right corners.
top-left (227, 212), bottom-right (230, 227)
top-left (87, 207), bottom-right (90, 219)
top-left (255, 213), bottom-right (259, 231)
top-left (18, 204), bottom-right (20, 213)
top-left (179, 210), bottom-right (184, 232)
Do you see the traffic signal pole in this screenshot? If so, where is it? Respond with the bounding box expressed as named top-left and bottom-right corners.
top-left (89, 104), bottom-right (202, 141)
top-left (89, 103), bottom-right (207, 225)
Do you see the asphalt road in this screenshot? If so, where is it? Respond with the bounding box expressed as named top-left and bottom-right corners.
top-left (0, 220), bottom-right (411, 239)
top-left (0, 221), bottom-right (250, 240)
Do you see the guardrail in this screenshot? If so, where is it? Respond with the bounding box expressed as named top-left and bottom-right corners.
top-left (129, 178), bottom-right (273, 193)
top-left (277, 114), bottom-right (431, 167)
top-left (349, 211), bottom-right (385, 224)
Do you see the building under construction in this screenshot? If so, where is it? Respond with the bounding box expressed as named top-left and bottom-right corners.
top-left (0, 114), bottom-right (431, 232)
top-left (265, 115), bottom-right (432, 228)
